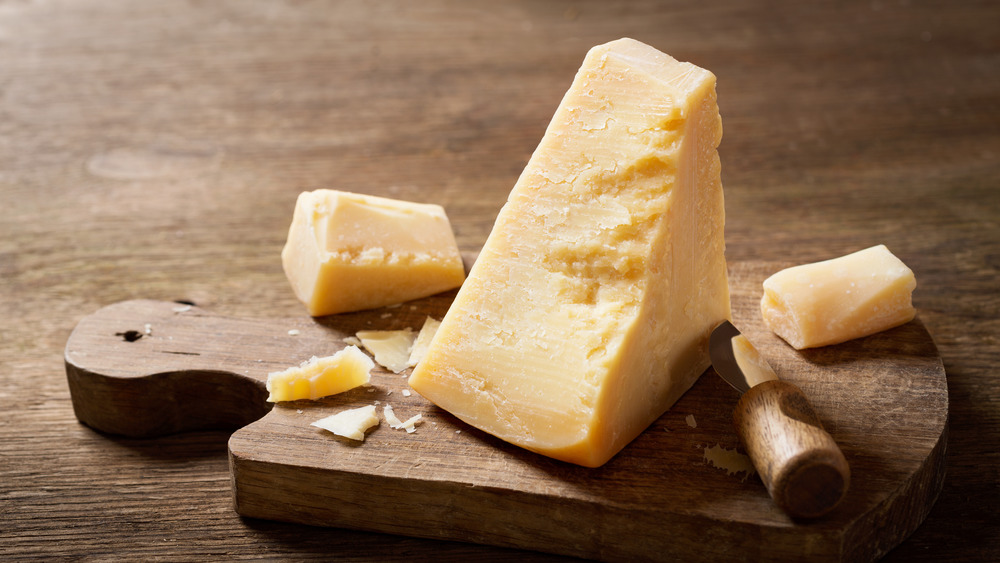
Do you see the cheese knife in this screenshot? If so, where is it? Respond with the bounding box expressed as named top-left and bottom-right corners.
top-left (709, 320), bottom-right (850, 518)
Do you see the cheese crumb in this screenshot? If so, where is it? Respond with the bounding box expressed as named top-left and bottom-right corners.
top-left (685, 414), bottom-right (697, 428)
top-left (400, 414), bottom-right (422, 433)
top-left (703, 444), bottom-right (756, 481)
top-left (402, 389), bottom-right (411, 397)
top-left (311, 405), bottom-right (380, 441)
top-left (288, 329), bottom-right (300, 336)
top-left (383, 404), bottom-right (423, 433)
top-left (383, 404), bottom-right (403, 427)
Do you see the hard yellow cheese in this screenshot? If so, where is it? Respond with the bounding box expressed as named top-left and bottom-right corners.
top-left (408, 38), bottom-right (731, 467)
top-left (281, 189), bottom-right (465, 316)
top-left (761, 244), bottom-right (916, 349)
top-left (266, 345), bottom-right (373, 402)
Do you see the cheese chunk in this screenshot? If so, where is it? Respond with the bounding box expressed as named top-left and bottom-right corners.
top-left (761, 244), bottom-right (916, 349)
top-left (281, 189), bottom-right (465, 316)
top-left (408, 38), bottom-right (730, 467)
top-left (266, 346), bottom-right (373, 402)
top-left (311, 405), bottom-right (379, 441)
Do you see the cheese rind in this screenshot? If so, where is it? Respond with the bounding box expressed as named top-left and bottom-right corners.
top-left (281, 189), bottom-right (465, 316)
top-left (408, 38), bottom-right (730, 467)
top-left (265, 346), bottom-right (373, 402)
top-left (761, 244), bottom-right (916, 349)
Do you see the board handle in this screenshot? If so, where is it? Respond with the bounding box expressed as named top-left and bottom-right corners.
top-left (733, 379), bottom-right (850, 518)
top-left (64, 300), bottom-right (280, 437)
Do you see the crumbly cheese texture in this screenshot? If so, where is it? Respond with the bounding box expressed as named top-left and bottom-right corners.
top-left (311, 405), bottom-right (380, 441)
top-left (281, 189), bottom-right (465, 316)
top-left (266, 345), bottom-right (373, 402)
top-left (408, 38), bottom-right (730, 467)
top-left (761, 244), bottom-right (916, 349)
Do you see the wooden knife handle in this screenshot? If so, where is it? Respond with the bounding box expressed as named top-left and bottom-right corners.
top-left (733, 379), bottom-right (850, 518)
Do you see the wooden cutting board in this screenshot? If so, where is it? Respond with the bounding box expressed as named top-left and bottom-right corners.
top-left (64, 261), bottom-right (947, 562)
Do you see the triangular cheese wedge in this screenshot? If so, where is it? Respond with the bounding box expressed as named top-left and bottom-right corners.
top-left (409, 38), bottom-right (730, 467)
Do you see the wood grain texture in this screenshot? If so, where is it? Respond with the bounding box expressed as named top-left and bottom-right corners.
top-left (2, 0), bottom-right (998, 561)
top-left (63, 262), bottom-right (946, 562)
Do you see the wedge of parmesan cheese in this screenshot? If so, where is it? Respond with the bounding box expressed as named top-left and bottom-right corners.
top-left (266, 345), bottom-right (373, 402)
top-left (408, 38), bottom-right (731, 467)
top-left (311, 405), bottom-right (380, 441)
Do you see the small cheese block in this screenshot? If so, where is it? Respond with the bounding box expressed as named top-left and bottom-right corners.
top-left (408, 38), bottom-right (731, 467)
top-left (761, 245), bottom-right (917, 349)
top-left (311, 405), bottom-right (380, 441)
top-left (266, 346), bottom-right (373, 402)
top-left (281, 189), bottom-right (466, 316)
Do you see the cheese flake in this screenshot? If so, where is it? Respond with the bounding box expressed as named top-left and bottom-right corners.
top-left (407, 316), bottom-right (441, 368)
top-left (383, 404), bottom-right (404, 428)
top-left (311, 405), bottom-right (380, 441)
top-left (383, 403), bottom-right (423, 433)
top-left (703, 444), bottom-right (757, 481)
top-left (356, 329), bottom-right (417, 373)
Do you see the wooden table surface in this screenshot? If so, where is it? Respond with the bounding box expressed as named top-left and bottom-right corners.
top-left (1, 1), bottom-right (996, 561)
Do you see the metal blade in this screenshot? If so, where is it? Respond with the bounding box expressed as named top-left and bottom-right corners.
top-left (710, 320), bottom-right (779, 394)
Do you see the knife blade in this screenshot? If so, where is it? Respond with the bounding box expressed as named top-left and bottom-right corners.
top-left (709, 320), bottom-right (850, 518)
